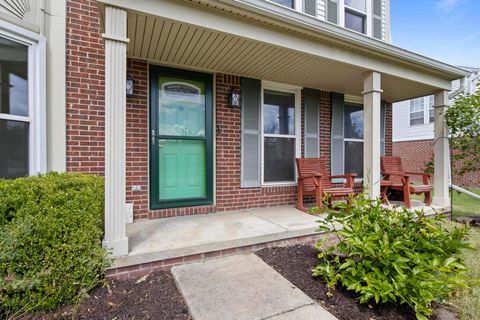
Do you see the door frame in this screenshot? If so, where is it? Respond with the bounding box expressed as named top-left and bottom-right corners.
top-left (149, 65), bottom-right (213, 209)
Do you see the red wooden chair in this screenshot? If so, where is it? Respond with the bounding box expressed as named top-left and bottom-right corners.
top-left (295, 158), bottom-right (356, 212)
top-left (380, 156), bottom-right (432, 208)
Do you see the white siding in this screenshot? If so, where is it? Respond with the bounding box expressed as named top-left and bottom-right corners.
top-left (393, 69), bottom-right (480, 142)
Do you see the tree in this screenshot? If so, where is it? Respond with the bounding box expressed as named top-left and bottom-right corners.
top-left (444, 85), bottom-right (480, 176)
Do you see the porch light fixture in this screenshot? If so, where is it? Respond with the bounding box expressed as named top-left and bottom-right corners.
top-left (230, 89), bottom-right (241, 108)
top-left (126, 76), bottom-right (134, 97)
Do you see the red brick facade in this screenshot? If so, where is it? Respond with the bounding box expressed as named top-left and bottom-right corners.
top-left (66, 0), bottom-right (105, 175)
top-left (393, 140), bottom-right (479, 187)
top-left (65, 0), bottom-right (394, 221)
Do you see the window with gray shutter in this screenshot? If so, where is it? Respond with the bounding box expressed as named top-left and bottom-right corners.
top-left (304, 0), bottom-right (316, 16)
top-left (326, 0), bottom-right (338, 24)
top-left (330, 92), bottom-right (344, 175)
top-left (304, 89), bottom-right (320, 158)
top-left (380, 101), bottom-right (386, 155)
top-left (372, 0), bottom-right (383, 39)
top-left (240, 78), bottom-right (261, 188)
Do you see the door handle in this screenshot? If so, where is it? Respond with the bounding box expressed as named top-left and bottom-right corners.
top-left (151, 130), bottom-right (156, 145)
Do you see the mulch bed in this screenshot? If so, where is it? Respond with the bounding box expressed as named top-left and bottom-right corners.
top-left (22, 271), bottom-right (190, 320)
top-left (256, 245), bottom-right (421, 320)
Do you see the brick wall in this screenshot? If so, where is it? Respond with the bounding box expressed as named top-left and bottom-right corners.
top-left (65, 0), bottom-right (395, 220)
top-left (393, 139), bottom-right (480, 187)
top-left (126, 59), bottom-right (149, 219)
top-left (66, 0), bottom-right (105, 175)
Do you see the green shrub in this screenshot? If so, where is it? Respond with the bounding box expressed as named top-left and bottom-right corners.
top-left (0, 173), bottom-right (110, 316)
top-left (312, 195), bottom-right (471, 320)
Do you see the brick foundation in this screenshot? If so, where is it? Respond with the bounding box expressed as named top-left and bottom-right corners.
top-left (106, 232), bottom-right (336, 280)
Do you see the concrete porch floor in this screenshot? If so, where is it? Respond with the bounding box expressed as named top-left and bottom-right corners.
top-left (112, 206), bottom-right (324, 269)
top-left (111, 200), bottom-right (449, 270)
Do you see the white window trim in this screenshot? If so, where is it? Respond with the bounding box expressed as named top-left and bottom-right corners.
top-left (260, 80), bottom-right (301, 186)
top-left (343, 103), bottom-right (364, 181)
top-left (343, 0), bottom-right (372, 36)
top-left (0, 19), bottom-right (46, 176)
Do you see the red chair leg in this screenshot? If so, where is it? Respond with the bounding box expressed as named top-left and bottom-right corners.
top-left (425, 191), bottom-right (432, 206)
top-left (404, 186), bottom-right (411, 209)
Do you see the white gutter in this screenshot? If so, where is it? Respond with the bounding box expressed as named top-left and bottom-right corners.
top-left (448, 78), bottom-right (465, 100)
top-left (216, 0), bottom-right (469, 79)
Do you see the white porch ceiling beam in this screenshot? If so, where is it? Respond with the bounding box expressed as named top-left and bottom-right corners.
top-left (98, 0), bottom-right (454, 90)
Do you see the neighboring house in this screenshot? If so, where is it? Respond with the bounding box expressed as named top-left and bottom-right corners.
top-left (393, 67), bottom-right (480, 187)
top-left (0, 0), bottom-right (467, 256)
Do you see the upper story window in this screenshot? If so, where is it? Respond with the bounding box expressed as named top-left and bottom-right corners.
top-left (409, 98), bottom-right (424, 126)
top-left (270, 0), bottom-right (295, 8)
top-left (409, 96), bottom-right (435, 126)
top-left (344, 0), bottom-right (366, 34)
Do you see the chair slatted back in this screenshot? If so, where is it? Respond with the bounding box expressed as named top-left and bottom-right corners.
top-left (381, 156), bottom-right (405, 184)
top-left (296, 158), bottom-right (332, 191)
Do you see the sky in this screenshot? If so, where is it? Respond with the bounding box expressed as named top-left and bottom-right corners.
top-left (391, 0), bottom-right (480, 68)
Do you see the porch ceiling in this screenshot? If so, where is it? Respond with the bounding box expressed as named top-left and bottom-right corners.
top-left (100, 0), bottom-right (466, 102)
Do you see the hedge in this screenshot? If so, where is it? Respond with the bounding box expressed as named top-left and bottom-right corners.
top-left (0, 173), bottom-right (110, 316)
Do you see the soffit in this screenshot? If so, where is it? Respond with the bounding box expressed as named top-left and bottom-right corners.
top-left (125, 11), bottom-right (440, 102)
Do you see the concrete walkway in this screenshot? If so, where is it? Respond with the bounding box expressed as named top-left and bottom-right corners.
top-left (172, 254), bottom-right (337, 320)
top-left (113, 207), bottom-right (323, 268)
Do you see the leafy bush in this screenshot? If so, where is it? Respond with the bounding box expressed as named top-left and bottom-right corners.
top-left (312, 195), bottom-right (471, 320)
top-left (0, 173), bottom-right (110, 316)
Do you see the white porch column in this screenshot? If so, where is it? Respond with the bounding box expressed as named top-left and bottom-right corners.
top-left (362, 72), bottom-right (383, 199)
top-left (102, 6), bottom-right (129, 256)
top-left (433, 90), bottom-right (451, 207)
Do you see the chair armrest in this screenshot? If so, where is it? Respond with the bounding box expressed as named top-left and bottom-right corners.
top-left (382, 172), bottom-right (409, 179)
top-left (298, 173), bottom-right (323, 180)
top-left (404, 172), bottom-right (432, 177)
top-left (329, 173), bottom-right (357, 188)
top-left (330, 173), bottom-right (357, 179)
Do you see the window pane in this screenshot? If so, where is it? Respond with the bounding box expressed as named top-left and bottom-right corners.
top-left (429, 108), bottom-right (434, 123)
top-left (345, 141), bottom-right (363, 178)
top-left (410, 111), bottom-right (424, 125)
top-left (158, 76), bottom-right (206, 137)
top-left (270, 0), bottom-right (294, 8)
top-left (0, 37), bottom-right (28, 117)
top-left (345, 0), bottom-right (366, 11)
top-left (264, 89), bottom-right (295, 135)
top-left (264, 137), bottom-right (295, 182)
top-left (0, 119), bottom-right (29, 179)
top-left (345, 10), bottom-right (365, 34)
top-left (344, 104), bottom-right (363, 139)
top-left (409, 98), bottom-right (424, 112)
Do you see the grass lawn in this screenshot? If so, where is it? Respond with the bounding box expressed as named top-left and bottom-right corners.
top-left (451, 187), bottom-right (480, 218)
top-left (448, 187), bottom-right (480, 320)
top-left (449, 226), bottom-right (480, 320)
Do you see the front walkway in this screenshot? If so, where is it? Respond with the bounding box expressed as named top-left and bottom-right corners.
top-left (172, 254), bottom-right (337, 320)
top-left (112, 206), bottom-right (324, 269)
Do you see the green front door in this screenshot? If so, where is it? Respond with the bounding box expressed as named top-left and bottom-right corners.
top-left (150, 66), bottom-right (213, 209)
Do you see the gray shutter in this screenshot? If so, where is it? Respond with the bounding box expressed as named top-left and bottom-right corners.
top-left (326, 0), bottom-right (338, 24)
top-left (304, 0), bottom-right (316, 16)
top-left (380, 101), bottom-right (386, 156)
top-left (330, 92), bottom-right (344, 175)
top-left (372, 0), bottom-right (382, 39)
top-left (304, 89), bottom-right (320, 158)
top-left (240, 77), bottom-right (261, 188)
